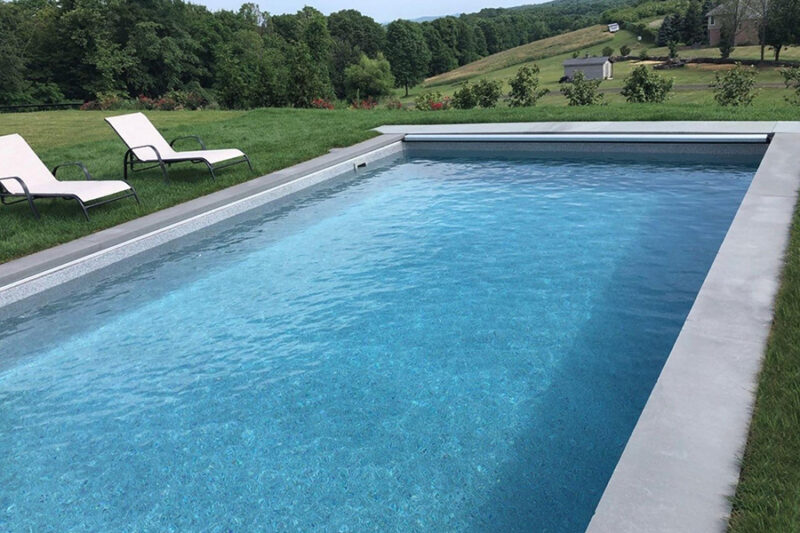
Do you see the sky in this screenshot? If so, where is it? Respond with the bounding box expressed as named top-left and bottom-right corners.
top-left (191, 0), bottom-right (542, 23)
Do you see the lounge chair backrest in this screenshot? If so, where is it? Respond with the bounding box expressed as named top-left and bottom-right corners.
top-left (0, 134), bottom-right (57, 195)
top-left (105, 112), bottom-right (174, 161)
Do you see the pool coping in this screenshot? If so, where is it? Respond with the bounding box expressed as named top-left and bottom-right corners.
top-left (1, 121), bottom-right (798, 532)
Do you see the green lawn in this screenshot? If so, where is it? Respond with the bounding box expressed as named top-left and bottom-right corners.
top-left (402, 31), bottom-right (795, 107)
top-left (3, 105), bottom-right (800, 263)
top-left (1, 107), bottom-right (800, 531)
top-left (729, 198), bottom-right (800, 532)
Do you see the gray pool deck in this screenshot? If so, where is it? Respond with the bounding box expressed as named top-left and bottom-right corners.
top-left (1, 121), bottom-right (798, 533)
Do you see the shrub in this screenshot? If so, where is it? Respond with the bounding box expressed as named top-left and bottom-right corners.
top-left (452, 82), bottom-right (479, 109)
top-left (310, 98), bottom-right (335, 110)
top-left (415, 92), bottom-right (451, 111)
top-left (602, 46), bottom-right (614, 57)
top-left (620, 44), bottom-right (632, 56)
top-left (350, 97), bottom-right (378, 110)
top-left (472, 79), bottom-right (503, 108)
top-left (560, 71), bottom-right (603, 106)
top-left (667, 40), bottom-right (679, 58)
top-left (343, 54), bottom-right (395, 101)
top-left (781, 67), bottom-right (800, 103)
top-left (508, 65), bottom-right (549, 107)
top-left (621, 65), bottom-right (674, 103)
top-left (572, 50), bottom-right (581, 58)
top-left (711, 63), bottom-right (757, 106)
top-left (639, 49), bottom-right (649, 60)
top-left (384, 99), bottom-right (403, 110)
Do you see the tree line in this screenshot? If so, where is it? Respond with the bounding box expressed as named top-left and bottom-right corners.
top-left (0, 0), bottom-right (638, 108)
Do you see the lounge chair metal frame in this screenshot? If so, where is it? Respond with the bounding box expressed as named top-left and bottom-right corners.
top-left (0, 162), bottom-right (139, 221)
top-left (119, 133), bottom-right (253, 183)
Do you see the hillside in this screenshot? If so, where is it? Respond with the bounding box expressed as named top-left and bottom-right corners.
top-left (424, 25), bottom-right (616, 87)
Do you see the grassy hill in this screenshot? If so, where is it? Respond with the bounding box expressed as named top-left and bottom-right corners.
top-left (425, 25), bottom-right (617, 87)
top-left (403, 24), bottom-right (798, 107)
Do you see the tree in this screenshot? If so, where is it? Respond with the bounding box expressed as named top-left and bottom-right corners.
top-left (621, 65), bottom-right (674, 102)
top-left (560, 71), bottom-right (603, 106)
top-left (328, 9), bottom-right (385, 98)
top-left (657, 14), bottom-right (680, 46)
top-left (508, 64), bottom-right (549, 106)
top-left (343, 54), bottom-right (395, 101)
top-left (602, 46), bottom-right (614, 57)
top-left (620, 44), bottom-right (632, 56)
top-left (385, 20), bottom-right (431, 96)
top-left (327, 9), bottom-right (385, 58)
top-left (765, 0), bottom-right (800, 61)
top-left (452, 82), bottom-right (479, 109)
top-left (719, 23), bottom-right (735, 58)
top-left (681, 0), bottom-right (706, 45)
top-left (711, 63), bottom-right (757, 105)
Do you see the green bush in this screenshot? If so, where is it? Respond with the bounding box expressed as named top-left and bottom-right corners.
top-left (452, 82), bottom-right (479, 109)
top-left (508, 65), bottom-right (549, 107)
top-left (560, 71), bottom-right (603, 106)
top-left (602, 46), bottom-right (614, 57)
top-left (781, 67), bottom-right (800, 103)
top-left (639, 49), bottom-right (649, 60)
top-left (712, 63), bottom-right (757, 106)
top-left (667, 40), bottom-right (679, 59)
top-left (621, 65), bottom-right (674, 103)
top-left (620, 44), bottom-right (632, 56)
top-left (414, 92), bottom-right (451, 111)
top-left (343, 54), bottom-right (395, 101)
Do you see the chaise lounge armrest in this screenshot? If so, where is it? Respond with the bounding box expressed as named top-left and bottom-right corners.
top-left (0, 176), bottom-right (31, 195)
top-left (170, 135), bottom-right (207, 150)
top-left (52, 162), bottom-right (94, 180)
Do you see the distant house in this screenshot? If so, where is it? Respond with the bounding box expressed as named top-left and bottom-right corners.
top-left (608, 23), bottom-right (620, 33)
top-left (706, 2), bottom-right (761, 46)
top-left (562, 57), bottom-right (613, 80)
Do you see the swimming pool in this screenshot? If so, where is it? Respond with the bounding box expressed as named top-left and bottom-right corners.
top-left (0, 148), bottom-right (762, 531)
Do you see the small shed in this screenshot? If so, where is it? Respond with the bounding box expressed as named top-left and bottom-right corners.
top-left (562, 56), bottom-right (613, 80)
top-left (608, 22), bottom-right (620, 33)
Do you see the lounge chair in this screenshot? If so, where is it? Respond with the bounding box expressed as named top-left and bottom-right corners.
top-left (0, 133), bottom-right (138, 221)
top-left (105, 112), bottom-right (253, 181)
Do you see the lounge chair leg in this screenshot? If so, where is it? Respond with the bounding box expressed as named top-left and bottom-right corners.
top-left (245, 155), bottom-right (254, 173)
top-left (77, 199), bottom-right (90, 221)
top-left (27, 195), bottom-right (40, 219)
top-left (159, 161), bottom-right (169, 182)
top-left (124, 151), bottom-right (131, 182)
top-left (132, 188), bottom-right (140, 205)
top-left (205, 162), bottom-right (216, 180)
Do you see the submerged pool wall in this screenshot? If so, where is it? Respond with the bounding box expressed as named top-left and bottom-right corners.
top-left (2, 122), bottom-right (799, 532)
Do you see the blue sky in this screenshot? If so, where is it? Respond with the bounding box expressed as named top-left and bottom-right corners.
top-left (191, 1), bottom-right (542, 23)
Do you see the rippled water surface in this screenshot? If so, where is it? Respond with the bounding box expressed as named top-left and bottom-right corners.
top-left (0, 153), bottom-right (758, 531)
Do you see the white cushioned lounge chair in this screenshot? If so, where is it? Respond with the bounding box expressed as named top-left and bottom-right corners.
top-left (105, 112), bottom-right (253, 181)
top-left (0, 133), bottom-right (138, 220)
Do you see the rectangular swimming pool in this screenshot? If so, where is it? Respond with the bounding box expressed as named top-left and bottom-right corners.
top-left (0, 146), bottom-right (763, 531)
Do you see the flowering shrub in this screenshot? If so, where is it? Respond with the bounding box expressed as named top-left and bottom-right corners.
top-left (350, 97), bottom-right (378, 110)
top-left (311, 98), bottom-right (335, 110)
top-left (81, 90), bottom-right (215, 111)
top-left (384, 99), bottom-right (403, 110)
top-left (414, 92), bottom-right (451, 111)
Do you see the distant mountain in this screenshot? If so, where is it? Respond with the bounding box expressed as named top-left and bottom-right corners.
top-left (409, 14), bottom-right (458, 23)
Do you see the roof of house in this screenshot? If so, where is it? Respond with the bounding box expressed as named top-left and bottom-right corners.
top-left (562, 56), bottom-right (611, 67)
top-left (706, 2), bottom-right (762, 19)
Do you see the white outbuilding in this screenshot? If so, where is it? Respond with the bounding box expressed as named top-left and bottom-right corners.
top-left (562, 56), bottom-right (613, 80)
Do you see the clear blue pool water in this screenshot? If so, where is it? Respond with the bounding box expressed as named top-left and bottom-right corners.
top-left (0, 151), bottom-right (759, 531)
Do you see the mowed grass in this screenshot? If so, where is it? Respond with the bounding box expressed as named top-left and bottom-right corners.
top-left (2, 104), bottom-right (800, 264)
top-left (1, 106), bottom-right (800, 531)
top-left (405, 30), bottom-right (795, 106)
top-left (728, 199), bottom-right (800, 533)
top-left (424, 24), bottom-right (615, 87)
